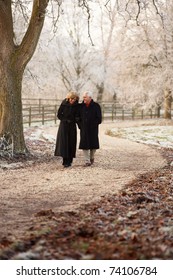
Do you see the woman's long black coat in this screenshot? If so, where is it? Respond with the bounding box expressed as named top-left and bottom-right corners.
top-left (54, 99), bottom-right (79, 159)
top-left (78, 100), bottom-right (102, 150)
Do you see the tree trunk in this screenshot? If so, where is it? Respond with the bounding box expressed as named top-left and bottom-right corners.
top-left (164, 89), bottom-right (172, 119)
top-left (96, 82), bottom-right (104, 103)
top-left (0, 63), bottom-right (26, 154)
top-left (0, 0), bottom-right (49, 155)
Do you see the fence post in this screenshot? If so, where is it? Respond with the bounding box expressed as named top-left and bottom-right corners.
top-left (150, 109), bottom-right (152, 118)
top-left (29, 107), bottom-right (31, 126)
top-left (112, 104), bottom-right (114, 121)
top-left (102, 104), bottom-right (105, 121)
top-left (132, 109), bottom-right (135, 120)
top-left (157, 106), bottom-right (161, 118)
top-left (114, 107), bottom-right (116, 119)
top-left (122, 110), bottom-right (124, 120)
top-left (42, 106), bottom-right (44, 125)
top-left (39, 99), bottom-right (41, 113)
top-left (54, 105), bottom-right (57, 123)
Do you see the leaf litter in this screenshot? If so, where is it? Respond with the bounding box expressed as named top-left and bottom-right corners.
top-left (0, 120), bottom-right (173, 259)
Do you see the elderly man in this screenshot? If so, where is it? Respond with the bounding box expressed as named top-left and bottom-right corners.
top-left (78, 91), bottom-right (102, 166)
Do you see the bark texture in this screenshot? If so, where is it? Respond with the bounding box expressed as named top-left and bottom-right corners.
top-left (164, 89), bottom-right (172, 119)
top-left (0, 0), bottom-right (49, 154)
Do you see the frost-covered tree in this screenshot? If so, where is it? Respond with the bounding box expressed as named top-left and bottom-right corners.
top-left (90, 0), bottom-right (120, 102)
top-left (114, 0), bottom-right (173, 118)
top-left (54, 2), bottom-right (95, 95)
top-left (55, 0), bottom-right (121, 102)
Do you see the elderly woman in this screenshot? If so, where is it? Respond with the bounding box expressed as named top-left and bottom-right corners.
top-left (54, 91), bottom-right (79, 167)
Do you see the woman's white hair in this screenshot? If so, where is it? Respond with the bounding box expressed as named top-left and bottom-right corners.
top-left (83, 91), bottom-right (93, 98)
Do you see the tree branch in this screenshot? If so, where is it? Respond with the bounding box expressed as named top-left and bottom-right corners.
top-left (78, 0), bottom-right (94, 46)
top-left (14, 0), bottom-right (50, 70)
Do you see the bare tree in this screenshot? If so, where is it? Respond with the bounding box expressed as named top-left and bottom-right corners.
top-left (92, 0), bottom-right (119, 102)
top-left (113, 0), bottom-right (173, 118)
top-left (0, 0), bottom-right (50, 155)
top-left (55, 2), bottom-right (94, 94)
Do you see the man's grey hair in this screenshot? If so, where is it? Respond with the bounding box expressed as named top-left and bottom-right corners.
top-left (83, 91), bottom-right (93, 98)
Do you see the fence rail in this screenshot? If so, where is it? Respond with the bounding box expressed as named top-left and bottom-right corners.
top-left (23, 105), bottom-right (59, 126)
top-left (22, 98), bottom-right (61, 109)
top-left (22, 99), bottom-right (163, 126)
top-left (101, 104), bottom-right (161, 121)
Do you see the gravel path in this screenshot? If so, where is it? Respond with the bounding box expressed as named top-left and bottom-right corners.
top-left (0, 121), bottom-right (166, 239)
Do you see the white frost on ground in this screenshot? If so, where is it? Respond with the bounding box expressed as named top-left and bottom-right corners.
top-left (110, 126), bottom-right (173, 148)
top-left (24, 120), bottom-right (173, 150)
top-left (24, 125), bottom-right (56, 143)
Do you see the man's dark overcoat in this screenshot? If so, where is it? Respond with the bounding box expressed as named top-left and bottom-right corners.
top-left (78, 100), bottom-right (102, 150)
top-left (54, 99), bottom-right (79, 159)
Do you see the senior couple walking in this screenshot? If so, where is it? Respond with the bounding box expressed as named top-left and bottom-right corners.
top-left (54, 91), bottom-right (102, 168)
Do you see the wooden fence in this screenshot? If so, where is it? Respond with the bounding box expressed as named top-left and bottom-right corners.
top-left (22, 98), bottom-right (61, 126)
top-left (22, 105), bottom-right (59, 126)
top-left (101, 103), bottom-right (162, 121)
top-left (22, 98), bottom-right (163, 126)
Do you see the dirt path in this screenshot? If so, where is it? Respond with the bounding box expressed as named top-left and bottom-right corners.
top-left (0, 121), bottom-right (166, 240)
